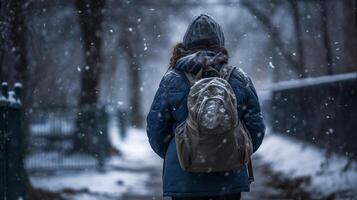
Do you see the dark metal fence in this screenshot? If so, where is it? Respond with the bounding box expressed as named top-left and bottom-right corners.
top-left (0, 81), bottom-right (128, 198)
top-left (25, 106), bottom-right (109, 172)
top-left (25, 104), bottom-right (128, 172)
top-left (0, 82), bottom-right (26, 200)
top-left (270, 72), bottom-right (357, 159)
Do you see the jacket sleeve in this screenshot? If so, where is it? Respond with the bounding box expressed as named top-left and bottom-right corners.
top-left (146, 75), bottom-right (174, 158)
top-left (242, 77), bottom-right (266, 153)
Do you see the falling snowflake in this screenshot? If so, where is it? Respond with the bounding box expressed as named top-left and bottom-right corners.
top-left (268, 61), bottom-right (275, 69)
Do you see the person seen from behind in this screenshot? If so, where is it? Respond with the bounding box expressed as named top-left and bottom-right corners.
top-left (147, 14), bottom-right (265, 200)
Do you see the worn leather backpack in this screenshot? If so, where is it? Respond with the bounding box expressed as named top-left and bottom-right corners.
top-left (175, 64), bottom-right (254, 178)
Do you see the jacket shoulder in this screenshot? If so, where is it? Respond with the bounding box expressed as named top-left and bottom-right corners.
top-left (161, 68), bottom-right (189, 89)
top-left (230, 66), bottom-right (251, 87)
top-left (159, 69), bottom-right (179, 87)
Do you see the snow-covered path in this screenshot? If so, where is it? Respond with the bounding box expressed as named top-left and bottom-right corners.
top-left (30, 128), bottom-right (357, 199)
top-left (257, 133), bottom-right (357, 198)
top-left (30, 128), bottom-right (163, 200)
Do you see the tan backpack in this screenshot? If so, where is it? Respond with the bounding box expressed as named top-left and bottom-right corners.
top-left (175, 65), bottom-right (254, 177)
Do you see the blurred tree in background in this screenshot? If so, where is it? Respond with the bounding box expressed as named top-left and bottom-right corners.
top-left (74, 0), bottom-right (105, 153)
top-left (241, 0), bottom-right (356, 81)
top-left (117, 6), bottom-right (144, 127)
top-left (114, 0), bottom-right (188, 127)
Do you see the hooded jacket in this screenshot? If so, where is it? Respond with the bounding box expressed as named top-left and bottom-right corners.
top-left (146, 14), bottom-right (265, 197)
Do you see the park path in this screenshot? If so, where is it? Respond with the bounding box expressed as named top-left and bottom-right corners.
top-left (107, 129), bottom-right (299, 200)
top-left (30, 129), bottom-right (320, 199)
top-left (120, 156), bottom-right (286, 200)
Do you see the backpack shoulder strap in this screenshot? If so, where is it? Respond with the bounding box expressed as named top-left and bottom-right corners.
top-left (184, 69), bottom-right (203, 86)
top-left (247, 158), bottom-right (254, 183)
top-left (170, 68), bottom-right (196, 86)
top-left (219, 65), bottom-right (236, 81)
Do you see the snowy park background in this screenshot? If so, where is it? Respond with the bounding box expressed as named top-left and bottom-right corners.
top-left (1, 0), bottom-right (356, 199)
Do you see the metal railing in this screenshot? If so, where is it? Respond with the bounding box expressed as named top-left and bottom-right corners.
top-left (0, 82), bottom-right (26, 200)
top-left (0, 81), bottom-right (129, 198)
top-left (269, 72), bottom-right (357, 159)
top-left (25, 104), bottom-right (128, 172)
top-left (26, 106), bottom-right (109, 172)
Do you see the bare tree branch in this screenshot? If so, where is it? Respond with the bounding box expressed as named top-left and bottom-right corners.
top-left (288, 1), bottom-right (306, 77)
top-left (319, 0), bottom-right (334, 75)
top-left (241, 0), bottom-right (306, 77)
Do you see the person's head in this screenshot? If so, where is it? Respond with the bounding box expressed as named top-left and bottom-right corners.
top-left (169, 14), bottom-right (228, 68)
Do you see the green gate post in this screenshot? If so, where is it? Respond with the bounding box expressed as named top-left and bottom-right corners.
top-left (7, 83), bottom-right (25, 200)
top-left (0, 82), bottom-right (25, 200)
top-left (0, 107), bottom-right (6, 200)
top-left (0, 82), bottom-right (9, 200)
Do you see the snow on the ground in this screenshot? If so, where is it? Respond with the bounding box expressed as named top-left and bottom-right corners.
top-left (257, 133), bottom-right (357, 196)
top-left (31, 169), bottom-right (149, 197)
top-left (107, 125), bottom-right (162, 169)
top-left (30, 128), bottom-right (159, 199)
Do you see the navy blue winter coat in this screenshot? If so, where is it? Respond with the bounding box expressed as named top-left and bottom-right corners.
top-left (146, 56), bottom-right (265, 197)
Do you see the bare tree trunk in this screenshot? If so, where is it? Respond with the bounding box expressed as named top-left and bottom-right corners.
top-left (127, 51), bottom-right (143, 127)
top-left (74, 0), bottom-right (105, 153)
top-left (319, 0), bottom-right (334, 75)
top-left (343, 0), bottom-right (357, 72)
top-left (288, 1), bottom-right (306, 77)
top-left (119, 33), bottom-right (143, 127)
top-left (117, 12), bottom-right (143, 128)
top-left (127, 46), bottom-right (143, 128)
top-left (76, 0), bottom-right (105, 106)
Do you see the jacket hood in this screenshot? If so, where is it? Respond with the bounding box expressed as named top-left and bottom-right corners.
top-left (183, 14), bottom-right (225, 50)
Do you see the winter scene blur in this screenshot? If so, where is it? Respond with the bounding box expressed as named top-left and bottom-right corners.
top-left (1, 0), bottom-right (356, 199)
